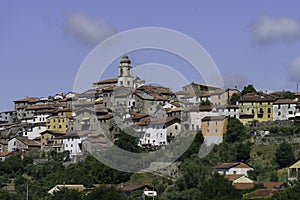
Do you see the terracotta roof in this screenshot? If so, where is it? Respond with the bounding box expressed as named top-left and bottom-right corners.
top-left (0, 151), bottom-right (13, 157)
top-left (136, 117), bottom-right (180, 126)
top-left (224, 174), bottom-right (244, 182)
top-left (14, 97), bottom-right (38, 103)
top-left (121, 184), bottom-right (153, 192)
top-left (188, 82), bottom-right (221, 90)
top-left (263, 182), bottom-right (286, 190)
top-left (273, 99), bottom-right (297, 105)
top-left (94, 78), bottom-right (118, 85)
top-left (14, 137), bottom-right (41, 147)
top-left (233, 182), bottom-right (255, 190)
top-left (97, 114), bottom-right (113, 120)
top-left (239, 93), bottom-right (277, 103)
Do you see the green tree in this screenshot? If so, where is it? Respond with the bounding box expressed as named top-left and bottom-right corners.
top-left (0, 189), bottom-right (17, 200)
top-left (229, 93), bottom-right (241, 105)
top-left (199, 173), bottom-right (241, 200)
top-left (115, 128), bottom-right (142, 153)
top-left (241, 85), bottom-right (257, 96)
top-left (51, 189), bottom-right (84, 200)
top-left (200, 99), bottom-right (211, 105)
top-left (225, 118), bottom-right (246, 143)
top-left (234, 142), bottom-right (251, 162)
top-left (177, 131), bottom-right (204, 161)
top-left (85, 186), bottom-right (123, 200)
top-left (275, 142), bottom-right (295, 168)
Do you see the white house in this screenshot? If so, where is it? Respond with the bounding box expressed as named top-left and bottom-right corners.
top-left (135, 118), bottom-right (180, 147)
top-left (8, 137), bottom-right (41, 152)
top-left (186, 105), bottom-right (214, 131)
top-left (213, 162), bottom-right (254, 176)
top-left (273, 99), bottom-right (296, 121)
top-left (23, 123), bottom-right (46, 139)
top-left (63, 133), bottom-right (88, 161)
top-left (213, 105), bottom-right (239, 119)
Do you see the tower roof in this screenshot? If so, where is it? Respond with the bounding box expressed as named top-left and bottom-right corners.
top-left (120, 55), bottom-right (131, 64)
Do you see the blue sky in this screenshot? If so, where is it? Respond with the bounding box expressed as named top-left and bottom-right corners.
top-left (1, 1), bottom-right (300, 111)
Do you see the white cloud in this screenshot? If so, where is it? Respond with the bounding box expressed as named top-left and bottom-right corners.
top-left (252, 16), bottom-right (300, 44)
top-left (289, 56), bottom-right (300, 82)
top-left (64, 13), bottom-right (116, 46)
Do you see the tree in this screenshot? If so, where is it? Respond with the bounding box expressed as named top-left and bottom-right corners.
top-left (234, 142), bottom-right (251, 162)
top-left (0, 189), bottom-right (17, 200)
top-left (200, 99), bottom-right (211, 105)
top-left (229, 93), bottom-right (241, 105)
top-left (241, 85), bottom-right (257, 96)
top-left (51, 189), bottom-right (84, 200)
top-left (115, 128), bottom-right (142, 153)
top-left (177, 131), bottom-right (204, 161)
top-left (85, 186), bottom-right (123, 200)
top-left (225, 118), bottom-right (246, 143)
top-left (275, 142), bottom-right (295, 168)
top-left (199, 173), bottom-right (241, 200)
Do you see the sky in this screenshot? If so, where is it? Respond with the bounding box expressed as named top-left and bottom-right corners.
top-left (1, 1), bottom-right (300, 111)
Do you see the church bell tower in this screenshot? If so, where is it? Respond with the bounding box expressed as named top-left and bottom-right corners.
top-left (118, 55), bottom-right (134, 88)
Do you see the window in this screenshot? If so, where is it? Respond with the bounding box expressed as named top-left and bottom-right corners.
top-left (278, 105), bottom-right (281, 109)
top-left (268, 108), bottom-right (271, 113)
top-left (71, 144), bottom-right (73, 147)
top-left (127, 81), bottom-right (130, 86)
top-left (278, 112), bottom-right (281, 116)
top-left (218, 95), bottom-right (221, 99)
top-left (207, 129), bottom-right (209, 133)
top-left (160, 133), bottom-right (162, 137)
top-left (289, 111), bottom-right (293, 115)
top-left (288, 104), bottom-right (291, 109)
top-left (207, 121), bottom-right (210, 126)
top-left (175, 125), bottom-right (178, 130)
top-left (215, 121), bottom-right (218, 125)
top-left (215, 129), bottom-right (218, 133)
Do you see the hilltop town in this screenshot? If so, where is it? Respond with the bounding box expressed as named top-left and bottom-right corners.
top-left (1, 55), bottom-right (300, 199)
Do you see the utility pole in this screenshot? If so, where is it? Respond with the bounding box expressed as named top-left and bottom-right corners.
top-left (26, 182), bottom-right (29, 200)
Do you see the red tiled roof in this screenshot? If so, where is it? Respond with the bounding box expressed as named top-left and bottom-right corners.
top-left (94, 78), bottom-right (118, 85)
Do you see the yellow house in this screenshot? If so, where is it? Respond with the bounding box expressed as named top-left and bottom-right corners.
top-left (239, 93), bottom-right (276, 124)
top-left (46, 108), bottom-right (74, 133)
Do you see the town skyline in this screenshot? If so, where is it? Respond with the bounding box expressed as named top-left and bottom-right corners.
top-left (1, 1), bottom-right (300, 111)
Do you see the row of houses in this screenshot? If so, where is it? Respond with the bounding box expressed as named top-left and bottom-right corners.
top-left (1, 55), bottom-right (300, 160)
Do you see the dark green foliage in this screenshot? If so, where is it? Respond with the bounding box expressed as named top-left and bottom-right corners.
top-left (177, 131), bottom-right (204, 161)
top-left (115, 129), bottom-right (142, 153)
top-left (281, 92), bottom-right (294, 100)
top-left (229, 93), bottom-right (241, 105)
top-left (198, 173), bottom-right (241, 200)
top-left (0, 189), bottom-right (17, 200)
top-left (275, 142), bottom-right (295, 168)
top-left (85, 186), bottom-right (123, 200)
top-left (200, 99), bottom-right (211, 105)
top-left (0, 156), bottom-right (24, 175)
top-left (51, 189), bottom-right (84, 200)
top-left (241, 84), bottom-right (257, 96)
top-left (225, 118), bottom-right (246, 143)
top-left (163, 173), bottom-right (241, 200)
top-left (271, 180), bottom-right (300, 200)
